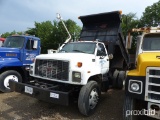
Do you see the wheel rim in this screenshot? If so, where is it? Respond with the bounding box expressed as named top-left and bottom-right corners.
top-left (89, 88), bottom-right (99, 109)
top-left (4, 75), bottom-right (18, 89)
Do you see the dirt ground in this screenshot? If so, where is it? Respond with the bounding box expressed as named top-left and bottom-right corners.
top-left (0, 89), bottom-right (157, 120)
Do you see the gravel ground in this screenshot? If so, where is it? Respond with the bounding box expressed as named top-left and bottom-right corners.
top-left (0, 89), bottom-right (157, 120)
top-left (0, 89), bottom-right (124, 120)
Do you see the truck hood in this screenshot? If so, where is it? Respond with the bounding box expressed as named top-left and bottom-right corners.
top-left (0, 47), bottom-right (20, 58)
top-left (36, 53), bottom-right (95, 61)
top-left (128, 52), bottom-right (160, 76)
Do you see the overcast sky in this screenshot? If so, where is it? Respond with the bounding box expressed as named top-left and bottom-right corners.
top-left (0, 0), bottom-right (159, 34)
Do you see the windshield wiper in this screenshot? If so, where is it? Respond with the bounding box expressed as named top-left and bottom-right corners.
top-left (72, 50), bottom-right (86, 53)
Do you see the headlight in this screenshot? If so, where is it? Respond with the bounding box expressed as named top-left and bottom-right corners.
top-left (130, 83), bottom-right (139, 92)
top-left (128, 80), bottom-right (142, 94)
top-left (74, 72), bottom-right (81, 78)
top-left (72, 71), bottom-right (81, 82)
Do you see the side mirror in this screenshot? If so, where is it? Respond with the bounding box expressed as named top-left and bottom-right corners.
top-left (108, 54), bottom-right (113, 59)
top-left (48, 49), bottom-right (57, 54)
top-left (126, 35), bottom-right (133, 49)
top-left (33, 40), bottom-right (38, 49)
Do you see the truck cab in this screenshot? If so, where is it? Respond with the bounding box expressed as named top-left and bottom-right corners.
top-left (0, 35), bottom-right (41, 92)
top-left (9, 11), bottom-right (129, 116)
top-left (124, 27), bottom-right (160, 120)
top-left (31, 41), bottom-right (109, 85)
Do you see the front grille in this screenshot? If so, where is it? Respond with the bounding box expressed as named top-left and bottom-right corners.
top-left (35, 59), bottom-right (69, 81)
top-left (145, 67), bottom-right (160, 103)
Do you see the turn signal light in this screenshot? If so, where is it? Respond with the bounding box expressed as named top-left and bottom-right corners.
top-left (77, 62), bottom-right (82, 67)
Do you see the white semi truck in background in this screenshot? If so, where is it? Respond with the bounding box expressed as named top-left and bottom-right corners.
top-left (9, 11), bottom-right (130, 116)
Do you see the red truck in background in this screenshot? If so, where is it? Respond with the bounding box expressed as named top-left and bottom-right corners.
top-left (0, 38), bottom-right (5, 47)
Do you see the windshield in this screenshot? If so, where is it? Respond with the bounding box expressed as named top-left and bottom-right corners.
top-left (59, 42), bottom-right (96, 54)
top-left (142, 34), bottom-right (160, 51)
top-left (3, 36), bottom-right (25, 48)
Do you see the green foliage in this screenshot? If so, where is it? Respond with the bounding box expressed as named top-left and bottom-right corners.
top-left (121, 13), bottom-right (140, 37)
top-left (121, 13), bottom-right (141, 54)
top-left (26, 28), bottom-right (37, 36)
top-left (1, 30), bottom-right (24, 38)
top-left (121, 0), bottom-right (160, 54)
top-left (1, 30), bottom-right (21, 38)
top-left (34, 21), bottom-right (54, 53)
top-left (141, 0), bottom-right (160, 27)
top-left (32, 19), bottom-right (81, 53)
top-left (1, 19), bottom-right (81, 54)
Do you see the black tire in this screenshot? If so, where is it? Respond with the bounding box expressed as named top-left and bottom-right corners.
top-left (112, 70), bottom-right (119, 88)
top-left (0, 70), bottom-right (22, 93)
top-left (78, 81), bottom-right (100, 116)
top-left (123, 95), bottom-right (137, 120)
top-left (117, 71), bottom-right (126, 89)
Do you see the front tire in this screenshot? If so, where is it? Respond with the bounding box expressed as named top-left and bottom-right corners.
top-left (0, 70), bottom-right (22, 93)
top-left (78, 81), bottom-right (100, 116)
top-left (123, 95), bottom-right (137, 120)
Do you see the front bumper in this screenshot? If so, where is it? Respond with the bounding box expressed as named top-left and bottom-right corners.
top-left (125, 75), bottom-right (160, 119)
top-left (9, 80), bottom-right (71, 106)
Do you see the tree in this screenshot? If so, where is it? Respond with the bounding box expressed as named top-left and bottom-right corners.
top-left (29, 19), bottom-right (81, 53)
top-left (141, 1), bottom-right (160, 27)
top-left (121, 13), bottom-right (140, 37)
top-left (1, 30), bottom-right (23, 38)
top-left (121, 13), bottom-right (141, 54)
top-left (25, 28), bottom-right (37, 36)
top-left (1, 32), bottom-right (11, 38)
top-left (34, 21), bottom-right (54, 53)
top-left (1, 18), bottom-right (81, 54)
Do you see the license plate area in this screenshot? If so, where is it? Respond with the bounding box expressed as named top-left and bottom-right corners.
top-left (25, 86), bottom-right (33, 94)
top-left (50, 92), bottom-right (59, 99)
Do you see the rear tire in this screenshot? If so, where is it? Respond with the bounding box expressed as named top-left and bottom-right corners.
top-left (112, 70), bottom-right (119, 88)
top-left (117, 71), bottom-right (126, 89)
top-left (78, 81), bottom-right (100, 116)
top-left (0, 70), bottom-right (22, 93)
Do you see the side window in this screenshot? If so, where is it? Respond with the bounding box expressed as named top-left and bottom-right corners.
top-left (26, 40), bottom-right (37, 50)
top-left (97, 43), bottom-right (106, 56)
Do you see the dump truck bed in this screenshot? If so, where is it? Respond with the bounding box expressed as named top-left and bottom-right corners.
top-left (79, 11), bottom-right (129, 69)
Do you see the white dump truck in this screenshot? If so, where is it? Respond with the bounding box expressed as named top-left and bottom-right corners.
top-left (10, 11), bottom-right (129, 116)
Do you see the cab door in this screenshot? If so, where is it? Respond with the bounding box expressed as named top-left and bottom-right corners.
top-left (23, 38), bottom-right (39, 65)
top-left (96, 43), bottom-right (109, 74)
